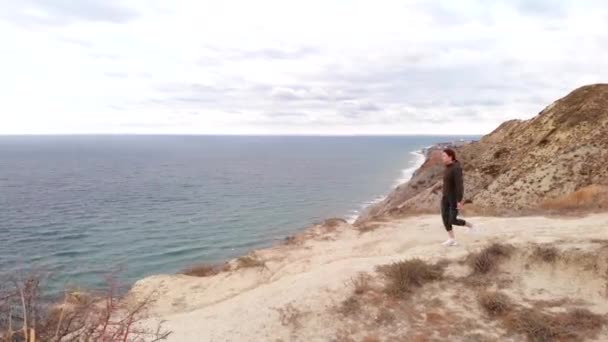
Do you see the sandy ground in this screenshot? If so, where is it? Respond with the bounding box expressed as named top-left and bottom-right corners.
top-left (132, 214), bottom-right (608, 341)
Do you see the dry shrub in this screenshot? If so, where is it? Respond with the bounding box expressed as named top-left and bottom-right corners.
top-left (181, 263), bottom-right (228, 277)
top-left (374, 308), bottom-right (395, 326)
top-left (558, 309), bottom-right (606, 333)
top-left (333, 329), bottom-right (357, 342)
top-left (505, 308), bottom-right (606, 341)
top-left (236, 256), bottom-right (266, 270)
top-left (377, 259), bottom-right (445, 298)
top-left (531, 245), bottom-right (559, 263)
top-left (337, 297), bottom-right (360, 317)
top-left (461, 204), bottom-right (502, 217)
top-left (283, 235), bottom-right (299, 245)
top-left (477, 291), bottom-right (512, 318)
top-left (504, 307), bottom-right (606, 341)
top-left (323, 218), bottom-right (347, 228)
top-left (422, 297), bottom-right (444, 309)
top-left (351, 273), bottom-right (373, 295)
top-left (462, 333), bottom-right (492, 342)
top-left (276, 303), bottom-right (304, 330)
top-left (468, 243), bottom-right (513, 275)
top-left (0, 272), bottom-right (170, 342)
top-left (357, 222), bottom-right (383, 234)
top-left (425, 311), bottom-right (445, 324)
top-left (530, 298), bottom-right (582, 310)
top-left (540, 184), bottom-right (608, 211)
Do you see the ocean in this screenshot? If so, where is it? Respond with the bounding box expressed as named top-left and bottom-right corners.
top-left (0, 135), bottom-right (472, 293)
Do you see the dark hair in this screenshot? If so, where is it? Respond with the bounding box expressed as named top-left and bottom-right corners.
top-left (443, 148), bottom-right (457, 161)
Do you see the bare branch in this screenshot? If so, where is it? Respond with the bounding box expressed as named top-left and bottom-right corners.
top-left (20, 285), bottom-right (29, 341)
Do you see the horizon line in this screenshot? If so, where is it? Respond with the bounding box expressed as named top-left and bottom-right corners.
top-left (0, 133), bottom-right (485, 137)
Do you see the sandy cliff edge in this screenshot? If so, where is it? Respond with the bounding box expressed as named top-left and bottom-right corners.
top-left (133, 214), bottom-right (608, 341)
top-left (132, 84), bottom-right (608, 341)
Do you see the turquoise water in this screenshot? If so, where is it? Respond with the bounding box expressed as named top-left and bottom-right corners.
top-left (0, 135), bottom-right (471, 292)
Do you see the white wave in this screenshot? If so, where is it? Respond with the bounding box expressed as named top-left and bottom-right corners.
top-left (392, 150), bottom-right (427, 187)
top-left (346, 149), bottom-right (428, 224)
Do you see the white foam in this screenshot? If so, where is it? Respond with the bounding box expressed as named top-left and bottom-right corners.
top-left (392, 150), bottom-right (427, 187)
top-left (346, 149), bottom-right (428, 224)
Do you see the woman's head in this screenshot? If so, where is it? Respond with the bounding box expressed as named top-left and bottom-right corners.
top-left (442, 148), bottom-right (457, 165)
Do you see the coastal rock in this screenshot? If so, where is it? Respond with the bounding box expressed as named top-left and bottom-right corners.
top-left (356, 84), bottom-right (608, 224)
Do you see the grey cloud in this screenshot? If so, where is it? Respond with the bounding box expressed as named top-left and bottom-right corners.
top-left (448, 99), bottom-right (504, 107)
top-left (242, 47), bottom-right (320, 60)
top-left (265, 112), bottom-right (309, 118)
top-left (156, 83), bottom-right (238, 97)
top-left (270, 88), bottom-right (299, 101)
top-left (514, 0), bottom-right (567, 17)
top-left (357, 103), bottom-right (382, 112)
top-left (337, 101), bottom-right (383, 120)
top-left (0, 0), bottom-right (138, 27)
top-left (172, 97), bottom-right (219, 105)
top-left (144, 82), bottom-right (252, 109)
top-left (141, 23), bottom-right (601, 130)
top-left (269, 86), bottom-right (353, 102)
top-left (340, 111), bottom-right (366, 119)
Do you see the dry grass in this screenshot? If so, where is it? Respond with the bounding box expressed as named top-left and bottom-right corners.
top-left (323, 218), bottom-right (347, 228)
top-left (337, 297), bottom-right (361, 317)
top-left (461, 204), bottom-right (503, 217)
top-left (181, 263), bottom-right (229, 277)
top-left (531, 245), bottom-right (559, 263)
top-left (276, 303), bottom-right (304, 330)
top-left (377, 258), bottom-right (445, 298)
top-left (236, 255), bottom-right (267, 270)
top-left (528, 298), bottom-right (578, 310)
top-left (477, 291), bottom-right (512, 318)
top-left (350, 273), bottom-right (373, 296)
top-left (540, 184), bottom-right (608, 211)
top-left (333, 329), bottom-right (357, 342)
top-left (467, 243), bottom-right (513, 275)
top-left (283, 235), bottom-right (299, 245)
top-left (0, 272), bottom-right (171, 342)
top-left (374, 308), bottom-right (396, 326)
top-left (356, 222), bottom-right (384, 234)
top-left (504, 308), bottom-right (606, 341)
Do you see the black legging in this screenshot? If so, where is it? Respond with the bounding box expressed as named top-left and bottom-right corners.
top-left (441, 196), bottom-right (466, 232)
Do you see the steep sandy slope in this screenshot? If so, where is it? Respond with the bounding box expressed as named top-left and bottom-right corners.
top-left (357, 84), bottom-right (608, 224)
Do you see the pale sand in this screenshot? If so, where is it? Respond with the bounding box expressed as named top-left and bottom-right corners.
top-left (132, 214), bottom-right (608, 341)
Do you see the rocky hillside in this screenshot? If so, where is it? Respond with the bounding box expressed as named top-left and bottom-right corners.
top-left (356, 84), bottom-right (608, 224)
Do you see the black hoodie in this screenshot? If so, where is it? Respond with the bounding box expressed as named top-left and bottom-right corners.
top-left (443, 160), bottom-right (464, 203)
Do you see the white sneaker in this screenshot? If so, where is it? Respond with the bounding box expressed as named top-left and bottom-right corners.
top-left (441, 239), bottom-right (458, 246)
top-left (465, 222), bottom-right (477, 234)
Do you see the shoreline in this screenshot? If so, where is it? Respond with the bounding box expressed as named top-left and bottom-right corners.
top-left (346, 148), bottom-right (428, 223)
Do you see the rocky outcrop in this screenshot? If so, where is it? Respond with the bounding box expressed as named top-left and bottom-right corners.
top-left (356, 84), bottom-right (608, 225)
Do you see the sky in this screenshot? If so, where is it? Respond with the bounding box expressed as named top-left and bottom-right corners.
top-left (0, 0), bottom-right (607, 135)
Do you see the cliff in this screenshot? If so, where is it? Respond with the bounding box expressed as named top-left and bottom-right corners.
top-left (129, 84), bottom-right (608, 341)
top-left (356, 84), bottom-right (608, 225)
top-left (134, 215), bottom-right (608, 341)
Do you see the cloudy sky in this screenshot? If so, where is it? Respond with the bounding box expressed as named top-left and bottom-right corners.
top-left (0, 0), bottom-right (606, 135)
